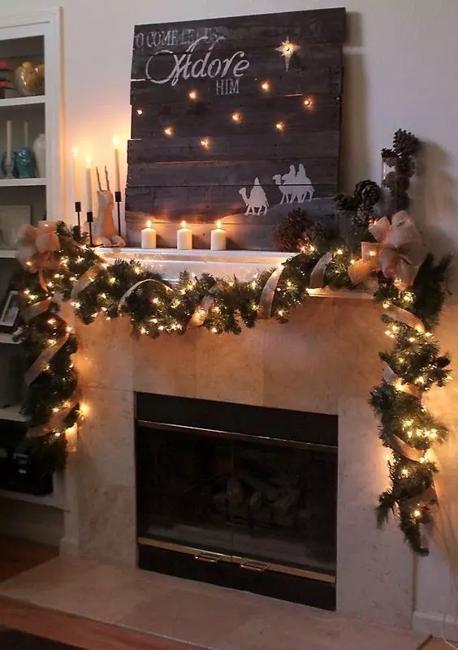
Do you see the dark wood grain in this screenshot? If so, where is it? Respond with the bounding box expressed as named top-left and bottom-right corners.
top-left (127, 8), bottom-right (345, 249)
top-left (131, 94), bottom-right (340, 139)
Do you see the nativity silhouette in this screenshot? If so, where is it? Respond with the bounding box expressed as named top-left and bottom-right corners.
top-left (239, 165), bottom-right (315, 215)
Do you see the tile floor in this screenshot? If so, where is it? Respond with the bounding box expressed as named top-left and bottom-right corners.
top-left (0, 555), bottom-right (429, 650)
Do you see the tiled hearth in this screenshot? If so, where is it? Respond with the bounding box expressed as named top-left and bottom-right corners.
top-left (58, 252), bottom-right (415, 629)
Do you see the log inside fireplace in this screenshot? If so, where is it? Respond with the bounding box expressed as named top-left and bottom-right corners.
top-left (135, 393), bottom-right (338, 610)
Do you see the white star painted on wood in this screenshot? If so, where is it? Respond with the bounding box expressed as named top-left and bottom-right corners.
top-left (276, 37), bottom-right (300, 71)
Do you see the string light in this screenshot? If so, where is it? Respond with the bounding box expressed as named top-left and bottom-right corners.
top-left (260, 80), bottom-right (270, 92)
top-left (275, 121), bottom-right (285, 132)
top-left (412, 508), bottom-right (422, 519)
top-left (231, 112), bottom-right (242, 123)
top-left (200, 137), bottom-right (210, 149)
top-left (136, 108), bottom-right (143, 115)
top-left (303, 97), bottom-right (313, 109)
top-left (188, 90), bottom-right (198, 101)
top-left (163, 126), bottom-right (174, 137)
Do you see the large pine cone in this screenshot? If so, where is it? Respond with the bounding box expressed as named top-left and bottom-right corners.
top-left (393, 129), bottom-right (419, 157)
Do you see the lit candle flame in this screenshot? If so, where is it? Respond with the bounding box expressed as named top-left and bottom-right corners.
top-left (85, 156), bottom-right (92, 168)
top-left (181, 220), bottom-right (187, 228)
top-left (216, 220), bottom-right (222, 229)
top-left (112, 134), bottom-right (120, 148)
top-left (147, 219), bottom-right (152, 228)
top-left (72, 146), bottom-right (79, 158)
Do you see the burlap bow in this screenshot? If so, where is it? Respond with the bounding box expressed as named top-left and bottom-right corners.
top-left (349, 211), bottom-right (425, 289)
top-left (16, 224), bottom-right (60, 277)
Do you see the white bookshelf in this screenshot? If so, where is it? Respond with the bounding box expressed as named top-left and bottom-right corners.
top-left (0, 177), bottom-right (46, 187)
top-left (0, 249), bottom-right (16, 258)
top-left (0, 332), bottom-right (19, 344)
top-left (0, 403), bottom-right (26, 421)
top-left (0, 94), bottom-right (45, 108)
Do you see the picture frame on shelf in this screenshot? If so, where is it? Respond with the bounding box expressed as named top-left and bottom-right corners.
top-left (0, 290), bottom-right (20, 332)
top-left (0, 205), bottom-right (31, 250)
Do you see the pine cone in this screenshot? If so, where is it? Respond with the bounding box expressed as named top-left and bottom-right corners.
top-left (396, 156), bottom-right (416, 177)
top-left (354, 179), bottom-right (374, 201)
top-left (381, 148), bottom-right (398, 167)
top-left (360, 181), bottom-right (381, 208)
top-left (335, 192), bottom-right (357, 211)
top-left (352, 207), bottom-right (371, 228)
top-left (393, 129), bottom-right (419, 157)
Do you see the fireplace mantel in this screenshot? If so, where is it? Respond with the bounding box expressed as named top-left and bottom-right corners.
top-left (98, 247), bottom-right (371, 300)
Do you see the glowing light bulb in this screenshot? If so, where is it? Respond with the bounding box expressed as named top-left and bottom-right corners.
top-left (275, 121), bottom-right (285, 132)
top-left (200, 137), bottom-right (210, 148)
top-left (303, 97), bottom-right (313, 108)
top-left (261, 81), bottom-right (270, 92)
top-left (413, 508), bottom-right (422, 519)
top-left (401, 467), bottom-right (410, 478)
top-left (188, 90), bottom-right (198, 101)
top-left (164, 126), bottom-right (174, 137)
top-left (112, 134), bottom-right (120, 148)
top-left (136, 108), bottom-right (143, 115)
top-left (231, 112), bottom-right (241, 123)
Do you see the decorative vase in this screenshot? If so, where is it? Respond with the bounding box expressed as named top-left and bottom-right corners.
top-left (14, 62), bottom-right (45, 96)
top-left (33, 133), bottom-right (46, 178)
top-left (15, 147), bottom-right (36, 178)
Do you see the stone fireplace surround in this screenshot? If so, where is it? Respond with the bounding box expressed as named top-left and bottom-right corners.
top-left (62, 249), bottom-right (415, 630)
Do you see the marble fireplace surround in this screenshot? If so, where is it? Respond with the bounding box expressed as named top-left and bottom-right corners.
top-left (63, 249), bottom-right (415, 630)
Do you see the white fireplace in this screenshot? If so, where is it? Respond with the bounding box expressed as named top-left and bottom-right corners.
top-left (62, 250), bottom-right (414, 629)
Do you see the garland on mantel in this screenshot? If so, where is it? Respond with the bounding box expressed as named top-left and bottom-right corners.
top-left (16, 130), bottom-right (451, 555)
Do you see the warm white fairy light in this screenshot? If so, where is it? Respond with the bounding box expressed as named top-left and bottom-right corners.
top-left (188, 90), bottom-right (198, 101)
top-left (276, 37), bottom-right (300, 71)
top-left (260, 80), bottom-right (270, 92)
top-left (303, 97), bottom-right (313, 109)
top-left (200, 137), bottom-right (210, 149)
top-left (136, 108), bottom-right (143, 115)
top-left (275, 121), bottom-right (285, 132)
top-left (163, 126), bottom-right (174, 137)
top-left (231, 112), bottom-right (242, 123)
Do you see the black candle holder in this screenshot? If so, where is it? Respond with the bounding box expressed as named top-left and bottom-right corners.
top-left (86, 211), bottom-right (94, 247)
top-left (74, 201), bottom-right (81, 234)
top-left (115, 190), bottom-right (122, 237)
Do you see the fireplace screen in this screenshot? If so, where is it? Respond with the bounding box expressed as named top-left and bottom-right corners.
top-left (136, 393), bottom-right (337, 609)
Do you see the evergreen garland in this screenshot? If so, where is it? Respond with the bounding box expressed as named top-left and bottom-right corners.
top-left (16, 130), bottom-right (452, 555)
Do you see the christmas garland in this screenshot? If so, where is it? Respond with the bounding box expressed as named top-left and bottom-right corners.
top-left (15, 130), bottom-right (452, 555)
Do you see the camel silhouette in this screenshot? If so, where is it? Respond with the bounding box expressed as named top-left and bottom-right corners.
top-left (239, 177), bottom-right (269, 215)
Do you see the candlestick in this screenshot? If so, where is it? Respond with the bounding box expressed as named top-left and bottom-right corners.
top-left (87, 211), bottom-right (94, 247)
top-left (74, 201), bottom-right (81, 231)
top-left (112, 135), bottom-right (121, 192)
top-left (85, 156), bottom-right (93, 214)
top-left (210, 220), bottom-right (226, 251)
top-left (141, 220), bottom-right (157, 248)
top-left (177, 220), bottom-right (192, 250)
top-left (115, 190), bottom-right (122, 237)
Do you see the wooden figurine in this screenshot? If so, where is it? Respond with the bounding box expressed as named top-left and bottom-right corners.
top-left (93, 166), bottom-right (125, 247)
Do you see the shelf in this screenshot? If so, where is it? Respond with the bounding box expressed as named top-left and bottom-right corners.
top-left (0, 95), bottom-right (45, 108)
top-left (0, 332), bottom-right (20, 344)
top-left (0, 249), bottom-right (16, 259)
top-left (0, 404), bottom-right (27, 422)
top-left (0, 177), bottom-right (46, 187)
top-left (0, 488), bottom-right (64, 509)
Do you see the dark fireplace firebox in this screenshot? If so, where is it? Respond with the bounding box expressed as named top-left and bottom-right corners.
top-left (135, 393), bottom-right (338, 609)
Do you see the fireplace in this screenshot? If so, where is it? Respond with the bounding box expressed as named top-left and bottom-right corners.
top-left (135, 393), bottom-right (338, 609)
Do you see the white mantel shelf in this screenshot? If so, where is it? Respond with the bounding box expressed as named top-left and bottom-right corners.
top-left (98, 247), bottom-right (371, 300)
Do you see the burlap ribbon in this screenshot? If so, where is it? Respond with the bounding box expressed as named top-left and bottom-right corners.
top-left (259, 266), bottom-right (285, 319)
top-left (16, 224), bottom-right (60, 289)
top-left (349, 211), bottom-right (425, 289)
top-left (24, 332), bottom-right (70, 386)
top-left (390, 433), bottom-right (424, 462)
top-left (383, 304), bottom-right (425, 333)
top-left (21, 297), bottom-right (53, 323)
top-left (27, 391), bottom-right (80, 438)
top-left (383, 362), bottom-right (422, 399)
top-left (71, 264), bottom-right (104, 300)
top-left (118, 278), bottom-right (173, 311)
top-left (189, 295), bottom-right (216, 327)
top-left (308, 252), bottom-right (333, 290)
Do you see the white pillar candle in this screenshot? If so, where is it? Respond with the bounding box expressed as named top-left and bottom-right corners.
top-left (38, 220), bottom-right (57, 231)
top-left (71, 147), bottom-right (81, 203)
top-left (177, 220), bottom-right (192, 250)
top-left (85, 156), bottom-right (93, 213)
top-left (112, 135), bottom-right (121, 192)
top-left (141, 220), bottom-right (157, 248)
top-left (210, 220), bottom-right (226, 251)
top-left (5, 120), bottom-right (12, 165)
top-left (361, 241), bottom-right (380, 261)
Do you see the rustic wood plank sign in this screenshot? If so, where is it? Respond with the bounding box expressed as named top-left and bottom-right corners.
top-left (127, 8), bottom-right (346, 249)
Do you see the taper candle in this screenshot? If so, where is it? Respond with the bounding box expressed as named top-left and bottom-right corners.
top-left (112, 135), bottom-right (121, 192)
top-left (210, 220), bottom-right (226, 251)
top-left (141, 220), bottom-right (157, 248)
top-left (85, 156), bottom-right (93, 213)
top-left (5, 120), bottom-right (12, 165)
top-left (177, 220), bottom-right (192, 250)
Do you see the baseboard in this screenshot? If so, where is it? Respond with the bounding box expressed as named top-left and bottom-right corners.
top-left (413, 610), bottom-right (458, 642)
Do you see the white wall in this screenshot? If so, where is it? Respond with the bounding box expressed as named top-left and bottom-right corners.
top-left (3, 0), bottom-right (458, 637)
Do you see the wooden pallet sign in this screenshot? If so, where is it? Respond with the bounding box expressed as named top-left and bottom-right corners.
top-left (127, 8), bottom-right (346, 249)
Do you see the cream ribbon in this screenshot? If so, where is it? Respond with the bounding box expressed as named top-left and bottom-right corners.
top-left (16, 224), bottom-right (60, 290)
top-left (27, 391), bottom-right (80, 438)
top-left (118, 278), bottom-right (173, 312)
top-left (309, 252), bottom-right (333, 289)
top-left (390, 433), bottom-right (424, 463)
top-left (349, 211), bottom-right (425, 289)
top-left (24, 333), bottom-right (70, 387)
top-left (21, 297), bottom-right (53, 323)
top-left (189, 295), bottom-right (215, 328)
top-left (383, 362), bottom-right (422, 399)
top-left (71, 264), bottom-right (104, 299)
top-left (383, 304), bottom-right (425, 333)
top-left (258, 266), bottom-right (285, 319)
